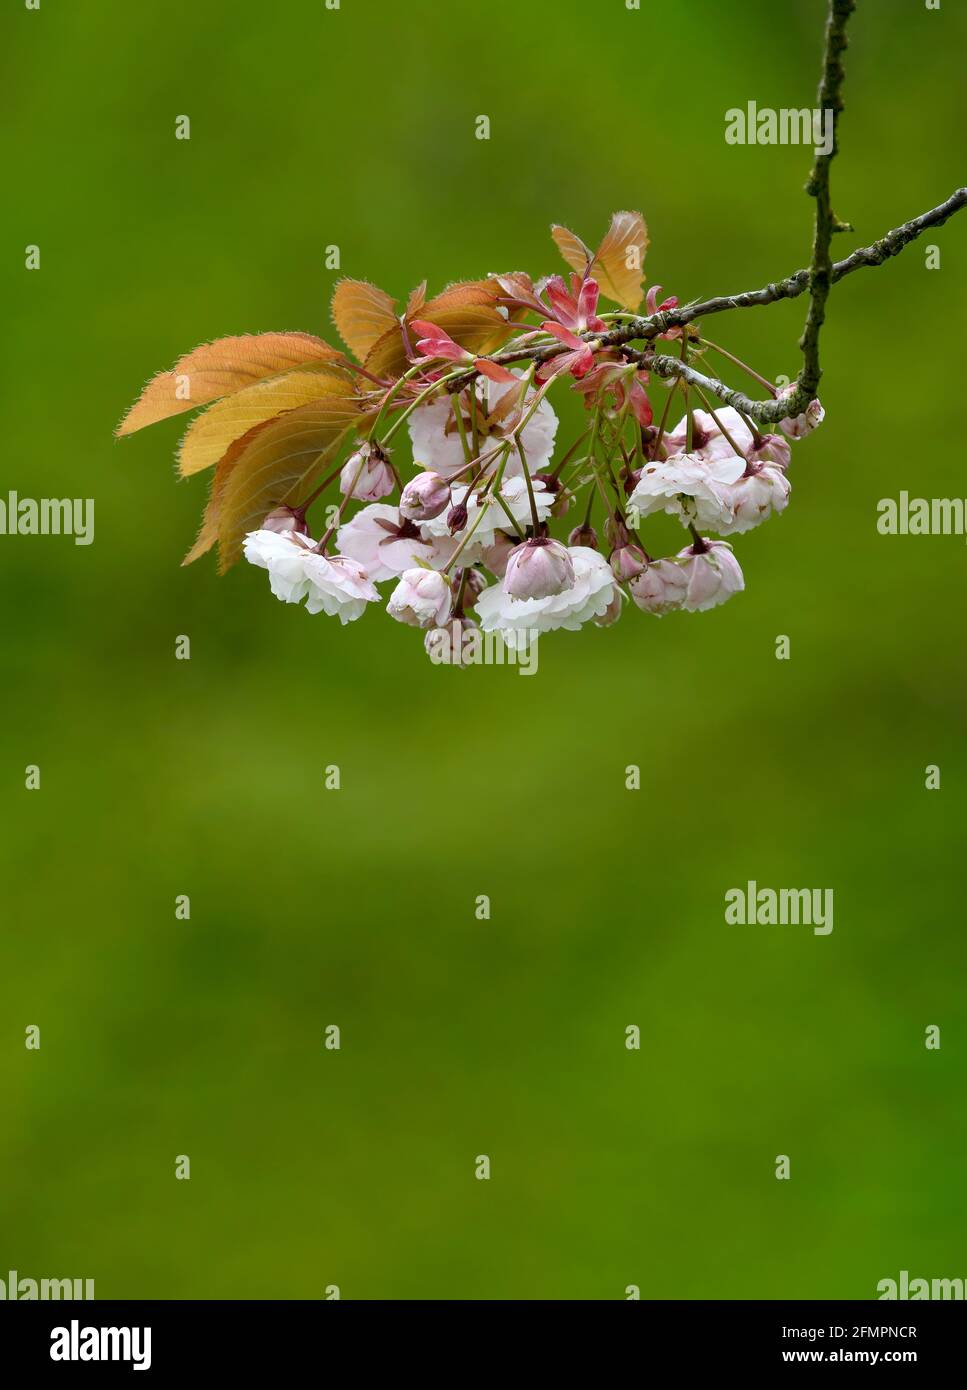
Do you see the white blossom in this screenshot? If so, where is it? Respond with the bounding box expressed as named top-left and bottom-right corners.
top-left (476, 546), bottom-right (615, 648)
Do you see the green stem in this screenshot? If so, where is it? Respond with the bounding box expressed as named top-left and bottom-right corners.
top-left (515, 435), bottom-right (541, 533)
top-left (699, 336), bottom-right (778, 397)
top-left (317, 451), bottom-right (369, 552)
top-left (692, 386), bottom-right (746, 457)
top-left (382, 371), bottom-right (463, 447)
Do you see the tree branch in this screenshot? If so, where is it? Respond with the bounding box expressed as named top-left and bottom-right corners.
top-left (445, 3), bottom-right (967, 423)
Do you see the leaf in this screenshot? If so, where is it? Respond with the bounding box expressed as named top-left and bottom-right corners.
top-left (423, 303), bottom-right (514, 355)
top-left (593, 211), bottom-right (649, 310)
top-left (551, 211), bottom-right (649, 311)
top-left (492, 271), bottom-right (547, 316)
top-left (422, 280), bottom-right (500, 313)
top-left (405, 281), bottom-right (428, 317)
top-left (362, 280), bottom-right (515, 379)
top-left (363, 323), bottom-right (412, 381)
top-left (116, 332), bottom-right (343, 436)
top-left (176, 367), bottom-right (352, 477)
top-left (419, 283), bottom-right (515, 355)
top-left (550, 224), bottom-right (594, 276)
top-left (185, 395), bottom-right (366, 572)
top-left (330, 279), bottom-right (398, 360)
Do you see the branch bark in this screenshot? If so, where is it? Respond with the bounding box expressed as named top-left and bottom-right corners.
top-left (445, 3), bottom-right (967, 423)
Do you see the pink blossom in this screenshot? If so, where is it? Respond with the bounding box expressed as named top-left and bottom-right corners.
top-left (609, 543), bottom-right (648, 581)
top-left (629, 560), bottom-right (688, 616)
top-left (410, 321), bottom-right (516, 384)
top-left (778, 391), bottom-right (825, 438)
top-left (339, 443), bottom-right (395, 501)
top-left (387, 567), bottom-right (453, 628)
top-left (400, 470), bottom-right (451, 521)
top-left (542, 273), bottom-right (608, 334)
top-left (715, 465), bottom-right (791, 535)
top-left (676, 540), bottom-right (745, 611)
top-left (537, 322), bottom-right (595, 381)
top-left (503, 537), bottom-right (576, 600)
top-left (260, 506), bottom-right (309, 536)
top-left (480, 532), bottom-right (516, 578)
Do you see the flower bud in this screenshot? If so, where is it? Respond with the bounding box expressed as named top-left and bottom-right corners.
top-left (387, 567), bottom-right (453, 628)
top-left (568, 522), bottom-right (598, 549)
top-left (340, 442), bottom-right (395, 501)
top-left (676, 539), bottom-right (744, 611)
top-left (777, 389), bottom-right (825, 439)
top-left (447, 501), bottom-right (469, 535)
top-left (261, 506), bottom-right (309, 536)
top-left (503, 537), bottom-right (576, 601)
top-left (603, 513), bottom-right (630, 551)
top-left (748, 432), bottom-right (791, 469)
top-left (400, 470), bottom-right (451, 522)
top-left (609, 543), bottom-right (647, 581)
top-left (629, 559), bottom-right (688, 616)
top-left (533, 472), bottom-right (562, 495)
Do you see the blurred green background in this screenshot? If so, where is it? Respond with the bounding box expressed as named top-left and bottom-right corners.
top-left (2, 0), bottom-right (965, 1300)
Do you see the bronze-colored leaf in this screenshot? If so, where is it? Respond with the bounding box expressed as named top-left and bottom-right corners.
top-left (421, 280), bottom-right (500, 314)
top-left (184, 395), bottom-right (366, 571)
top-left (116, 332), bottom-right (343, 436)
top-left (492, 271), bottom-right (547, 316)
top-left (405, 281), bottom-right (428, 317)
top-left (330, 279), bottom-right (398, 361)
top-left (430, 305), bottom-right (516, 355)
top-left (550, 224), bottom-right (594, 276)
top-left (177, 367), bottom-right (351, 477)
top-left (551, 212), bottom-right (649, 310)
top-left (593, 210), bottom-right (649, 310)
top-left (420, 281), bottom-right (515, 355)
top-left (363, 322), bottom-right (412, 381)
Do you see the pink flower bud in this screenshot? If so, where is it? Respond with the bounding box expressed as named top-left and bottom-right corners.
top-left (340, 443), bottom-right (395, 501)
top-left (609, 543), bottom-right (647, 581)
top-left (675, 539), bottom-right (744, 611)
top-left (629, 559), bottom-right (688, 615)
top-left (568, 522), bottom-right (598, 549)
top-left (400, 470), bottom-right (451, 521)
top-left (387, 567), bottom-right (453, 628)
top-left (748, 432), bottom-right (791, 469)
top-left (603, 514), bottom-right (630, 551)
top-left (503, 537), bottom-right (576, 601)
top-left (261, 506), bottom-right (309, 536)
top-left (777, 390), bottom-right (825, 439)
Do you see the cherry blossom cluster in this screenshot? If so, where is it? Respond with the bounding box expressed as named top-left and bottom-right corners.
top-left (118, 0), bottom-right (967, 671)
top-left (242, 270), bottom-right (824, 662)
